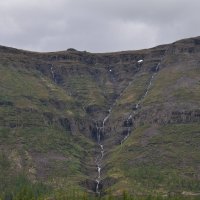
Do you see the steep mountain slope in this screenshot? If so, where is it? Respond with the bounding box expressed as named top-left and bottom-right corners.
top-left (0, 36), bottom-right (200, 198)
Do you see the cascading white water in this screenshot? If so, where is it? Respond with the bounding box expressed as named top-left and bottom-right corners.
top-left (120, 115), bottom-right (132, 144)
top-left (50, 56), bottom-right (58, 83)
top-left (100, 144), bottom-right (104, 158)
top-left (94, 58), bottom-right (148, 193)
top-left (94, 105), bottom-right (113, 194)
top-left (51, 66), bottom-right (54, 78)
top-left (50, 65), bottom-right (56, 83)
top-left (93, 48), bottom-right (169, 194)
top-left (120, 68), bottom-right (160, 144)
top-left (120, 48), bottom-right (169, 144)
top-left (95, 180), bottom-right (100, 194)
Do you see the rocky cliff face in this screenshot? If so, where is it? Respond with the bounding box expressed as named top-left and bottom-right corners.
top-left (0, 36), bottom-right (200, 197)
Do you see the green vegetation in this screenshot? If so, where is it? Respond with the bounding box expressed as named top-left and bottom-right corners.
top-left (106, 124), bottom-right (200, 196)
top-left (1, 37), bottom-right (200, 199)
top-left (143, 55), bottom-right (200, 106)
top-left (0, 61), bottom-right (95, 196)
top-left (1, 187), bottom-right (200, 200)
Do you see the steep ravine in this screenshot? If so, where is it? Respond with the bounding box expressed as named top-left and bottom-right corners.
top-left (120, 47), bottom-right (169, 144)
top-left (91, 46), bottom-right (169, 195)
top-left (36, 39), bottom-right (200, 195)
top-left (1, 36), bottom-right (200, 197)
top-left (94, 116), bottom-right (108, 195)
top-left (92, 62), bottom-right (144, 195)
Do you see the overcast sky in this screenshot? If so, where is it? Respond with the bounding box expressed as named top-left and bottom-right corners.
top-left (0, 0), bottom-right (199, 53)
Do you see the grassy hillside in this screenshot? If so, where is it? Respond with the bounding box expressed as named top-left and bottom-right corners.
top-left (103, 37), bottom-right (200, 197)
top-left (0, 60), bottom-right (96, 199)
top-left (0, 36), bottom-right (200, 199)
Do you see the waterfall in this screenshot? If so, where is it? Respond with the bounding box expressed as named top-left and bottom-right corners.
top-left (95, 180), bottom-right (100, 195)
top-left (100, 145), bottom-right (104, 158)
top-left (121, 48), bottom-right (169, 145)
top-left (120, 67), bottom-right (159, 144)
top-left (50, 65), bottom-right (56, 83)
top-left (94, 55), bottom-right (157, 192)
top-left (92, 47), bottom-right (169, 194)
top-left (94, 106), bottom-right (112, 195)
top-left (51, 66), bottom-right (54, 79)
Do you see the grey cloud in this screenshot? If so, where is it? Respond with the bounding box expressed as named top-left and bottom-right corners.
top-left (0, 0), bottom-right (199, 52)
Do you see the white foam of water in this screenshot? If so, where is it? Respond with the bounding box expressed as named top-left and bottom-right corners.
top-left (94, 47), bottom-right (169, 192)
top-left (120, 48), bottom-right (169, 145)
top-left (50, 66), bottom-right (55, 80)
top-left (95, 179), bottom-right (100, 194)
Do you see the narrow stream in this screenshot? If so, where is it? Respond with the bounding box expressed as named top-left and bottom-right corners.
top-left (95, 114), bottom-right (109, 195)
top-left (50, 64), bottom-right (56, 83)
top-left (120, 48), bottom-right (169, 144)
top-left (94, 59), bottom-right (149, 195)
top-left (93, 48), bottom-right (169, 194)
top-left (95, 93), bottom-right (122, 195)
top-left (94, 76), bottom-right (138, 194)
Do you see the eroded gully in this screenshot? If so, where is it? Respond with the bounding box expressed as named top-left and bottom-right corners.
top-left (94, 81), bottom-right (134, 195)
top-left (120, 48), bottom-right (169, 144)
top-left (48, 49), bottom-right (168, 195)
top-left (93, 63), bottom-right (144, 195)
top-left (94, 48), bottom-right (169, 195)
